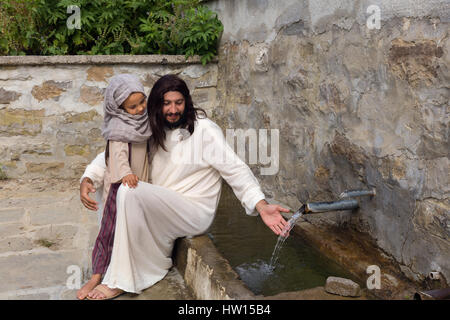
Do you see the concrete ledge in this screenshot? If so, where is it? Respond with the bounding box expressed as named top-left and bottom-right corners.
top-left (0, 55), bottom-right (218, 66)
top-left (173, 235), bottom-right (256, 300)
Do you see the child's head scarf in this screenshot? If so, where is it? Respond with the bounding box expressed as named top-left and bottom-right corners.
top-left (101, 74), bottom-right (151, 143)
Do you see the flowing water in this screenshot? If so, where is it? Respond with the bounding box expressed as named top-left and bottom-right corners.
top-left (208, 185), bottom-right (356, 296)
top-left (268, 206), bottom-right (305, 269)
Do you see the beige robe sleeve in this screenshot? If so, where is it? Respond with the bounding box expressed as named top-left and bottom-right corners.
top-left (109, 141), bottom-right (133, 183)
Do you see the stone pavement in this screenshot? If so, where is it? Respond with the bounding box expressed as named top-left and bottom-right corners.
top-left (0, 178), bottom-right (192, 300)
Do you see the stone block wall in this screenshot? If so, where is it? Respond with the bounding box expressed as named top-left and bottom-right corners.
top-left (0, 55), bottom-right (218, 180)
top-left (206, 0), bottom-right (449, 283)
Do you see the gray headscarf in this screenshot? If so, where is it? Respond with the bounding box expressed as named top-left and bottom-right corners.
top-left (101, 74), bottom-right (152, 143)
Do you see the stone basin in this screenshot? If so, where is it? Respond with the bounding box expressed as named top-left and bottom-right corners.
top-left (172, 183), bottom-right (419, 300)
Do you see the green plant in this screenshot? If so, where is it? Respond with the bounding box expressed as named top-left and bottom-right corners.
top-left (139, 1), bottom-right (223, 64)
top-left (0, 0), bottom-right (223, 64)
top-left (0, 0), bottom-right (38, 55)
top-left (0, 165), bottom-right (7, 180)
top-left (35, 238), bottom-right (56, 248)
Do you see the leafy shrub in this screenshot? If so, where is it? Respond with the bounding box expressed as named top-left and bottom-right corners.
top-left (0, 0), bottom-right (37, 56)
top-left (0, 0), bottom-right (223, 64)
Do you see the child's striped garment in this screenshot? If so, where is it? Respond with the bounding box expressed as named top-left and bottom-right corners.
top-left (92, 143), bottom-right (131, 275)
top-left (92, 181), bottom-right (122, 275)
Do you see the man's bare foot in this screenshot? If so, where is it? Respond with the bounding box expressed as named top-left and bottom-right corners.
top-left (77, 274), bottom-right (102, 300)
top-left (87, 284), bottom-right (124, 300)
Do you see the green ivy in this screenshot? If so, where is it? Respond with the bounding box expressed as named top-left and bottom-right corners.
top-left (0, 0), bottom-right (223, 64)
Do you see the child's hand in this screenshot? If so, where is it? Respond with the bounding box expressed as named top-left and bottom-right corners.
top-left (122, 174), bottom-right (139, 188)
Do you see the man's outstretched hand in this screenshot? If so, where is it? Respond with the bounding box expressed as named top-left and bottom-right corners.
top-left (80, 177), bottom-right (99, 211)
top-left (255, 199), bottom-right (290, 236)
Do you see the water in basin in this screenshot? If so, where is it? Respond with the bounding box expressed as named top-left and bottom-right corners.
top-left (207, 184), bottom-right (357, 296)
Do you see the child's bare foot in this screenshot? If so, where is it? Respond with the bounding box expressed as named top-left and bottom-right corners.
top-left (77, 274), bottom-right (102, 300)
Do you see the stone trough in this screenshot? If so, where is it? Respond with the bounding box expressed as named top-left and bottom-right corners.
top-left (173, 235), bottom-right (368, 300)
top-left (172, 223), bottom-right (418, 300)
top-left (171, 183), bottom-right (420, 300)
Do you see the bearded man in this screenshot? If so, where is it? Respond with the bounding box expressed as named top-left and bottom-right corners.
top-left (78, 74), bottom-right (289, 300)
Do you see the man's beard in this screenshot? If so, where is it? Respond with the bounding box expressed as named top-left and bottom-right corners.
top-left (163, 109), bottom-right (187, 129)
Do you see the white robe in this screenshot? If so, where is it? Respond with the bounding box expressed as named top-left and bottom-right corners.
top-left (81, 117), bottom-right (265, 293)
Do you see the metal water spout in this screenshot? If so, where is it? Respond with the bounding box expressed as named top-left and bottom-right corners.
top-left (339, 188), bottom-right (376, 199)
top-left (303, 188), bottom-right (376, 214)
top-left (305, 199), bottom-right (359, 213)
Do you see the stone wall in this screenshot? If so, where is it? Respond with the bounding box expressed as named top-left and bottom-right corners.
top-left (206, 0), bottom-right (449, 283)
top-left (0, 55), bottom-right (218, 180)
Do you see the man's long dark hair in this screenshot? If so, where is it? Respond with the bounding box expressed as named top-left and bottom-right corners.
top-left (147, 74), bottom-right (207, 152)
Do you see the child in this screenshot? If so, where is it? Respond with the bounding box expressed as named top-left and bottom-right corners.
top-left (79, 74), bottom-right (152, 300)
